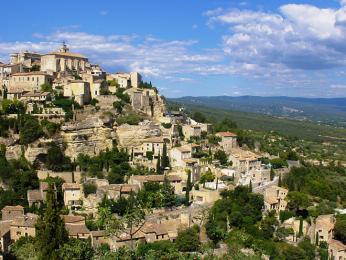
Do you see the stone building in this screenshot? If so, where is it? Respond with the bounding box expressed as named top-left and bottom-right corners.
top-left (182, 125), bottom-right (201, 140)
top-left (0, 220), bottom-right (11, 253)
top-left (63, 80), bottom-right (91, 105)
top-left (263, 185), bottom-right (288, 213)
top-left (1, 206), bottom-right (24, 221)
top-left (329, 239), bottom-right (346, 260)
top-left (62, 183), bottom-right (83, 210)
top-left (10, 214), bottom-right (38, 242)
top-left (41, 43), bottom-right (88, 74)
top-left (216, 132), bottom-right (238, 152)
top-left (108, 71), bottom-right (142, 89)
top-left (10, 50), bottom-right (41, 68)
top-left (8, 71), bottom-right (53, 93)
top-left (313, 214), bottom-right (335, 245)
top-left (229, 148), bottom-right (261, 173)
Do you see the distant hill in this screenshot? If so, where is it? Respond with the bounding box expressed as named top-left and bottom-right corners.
top-left (169, 96), bottom-right (346, 127)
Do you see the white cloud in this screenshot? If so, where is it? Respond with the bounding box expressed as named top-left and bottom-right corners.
top-left (0, 31), bottom-right (224, 81)
top-left (206, 4), bottom-right (346, 72)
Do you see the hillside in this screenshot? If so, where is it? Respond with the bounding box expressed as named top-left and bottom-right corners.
top-left (170, 96), bottom-right (346, 127)
top-left (167, 100), bottom-right (346, 142)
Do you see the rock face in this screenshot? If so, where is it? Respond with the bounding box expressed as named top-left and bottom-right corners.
top-left (116, 121), bottom-right (161, 148)
top-left (61, 115), bottom-right (114, 159)
top-left (25, 145), bottom-right (48, 164)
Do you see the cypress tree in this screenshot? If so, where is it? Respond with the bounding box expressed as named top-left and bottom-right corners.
top-left (156, 152), bottom-right (161, 174)
top-left (278, 174), bottom-right (282, 187)
top-left (185, 169), bottom-right (192, 206)
top-left (35, 183), bottom-right (68, 260)
top-left (249, 180), bottom-right (252, 192)
top-left (161, 143), bottom-right (169, 169)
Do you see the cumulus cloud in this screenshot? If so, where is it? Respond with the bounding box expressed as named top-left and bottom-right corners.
top-left (0, 31), bottom-right (223, 80)
top-left (206, 4), bottom-right (346, 71)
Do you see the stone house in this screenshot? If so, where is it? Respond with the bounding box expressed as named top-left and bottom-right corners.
top-left (97, 184), bottom-right (140, 200)
top-left (329, 239), bottom-right (346, 260)
top-left (62, 215), bottom-right (90, 239)
top-left (0, 221), bottom-right (12, 252)
top-left (9, 71), bottom-right (53, 93)
top-left (313, 214), bottom-right (335, 245)
top-left (10, 213), bottom-right (38, 242)
top-left (141, 137), bottom-right (165, 158)
top-left (62, 183), bottom-right (83, 210)
top-left (216, 132), bottom-right (238, 152)
top-left (63, 80), bottom-right (91, 105)
top-left (1, 206), bottom-right (24, 221)
top-left (190, 188), bottom-right (221, 204)
top-left (263, 185), bottom-right (288, 213)
top-left (282, 217), bottom-right (310, 242)
top-left (128, 175), bottom-right (183, 194)
top-left (40, 43), bottom-right (88, 74)
top-left (20, 91), bottom-right (51, 104)
top-left (170, 145), bottom-right (192, 168)
top-left (229, 148), bottom-right (261, 173)
top-left (27, 181), bottom-right (56, 207)
top-left (182, 125), bottom-right (201, 140)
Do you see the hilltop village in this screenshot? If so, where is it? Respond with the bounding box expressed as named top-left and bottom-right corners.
top-left (0, 45), bottom-right (345, 259)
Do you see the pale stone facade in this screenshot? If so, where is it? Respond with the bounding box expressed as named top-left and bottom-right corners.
top-left (63, 80), bottom-right (91, 105)
top-left (229, 148), bottom-right (261, 173)
top-left (263, 185), bottom-right (288, 213)
top-left (182, 125), bottom-right (201, 140)
top-left (62, 183), bottom-right (83, 210)
top-left (9, 72), bottom-right (53, 93)
top-left (216, 132), bottom-right (238, 152)
top-left (41, 43), bottom-right (88, 74)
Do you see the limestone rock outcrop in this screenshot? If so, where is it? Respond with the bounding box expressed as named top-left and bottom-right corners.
top-left (116, 120), bottom-right (161, 148)
top-left (61, 115), bottom-right (114, 159)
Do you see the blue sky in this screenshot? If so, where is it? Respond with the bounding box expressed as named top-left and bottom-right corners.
top-left (1, 0), bottom-right (346, 98)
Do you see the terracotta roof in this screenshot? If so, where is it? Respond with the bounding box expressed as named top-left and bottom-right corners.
top-left (62, 183), bottom-right (80, 190)
top-left (316, 214), bottom-right (335, 231)
top-left (62, 215), bottom-right (85, 224)
top-left (90, 230), bottom-right (105, 237)
top-left (2, 205), bottom-right (24, 212)
top-left (131, 175), bottom-right (182, 183)
top-left (141, 222), bottom-right (168, 236)
top-left (65, 224), bottom-right (90, 236)
top-left (329, 239), bottom-right (346, 250)
top-left (143, 137), bottom-right (165, 143)
top-left (11, 214), bottom-right (38, 227)
top-left (176, 146), bottom-right (191, 153)
top-left (27, 190), bottom-right (43, 202)
top-left (22, 91), bottom-right (51, 97)
top-left (217, 132), bottom-right (237, 137)
top-left (230, 148), bottom-right (260, 161)
top-left (12, 71), bottom-right (49, 76)
top-left (121, 184), bottom-right (139, 193)
top-left (0, 220), bottom-right (12, 236)
top-left (46, 52), bottom-right (87, 59)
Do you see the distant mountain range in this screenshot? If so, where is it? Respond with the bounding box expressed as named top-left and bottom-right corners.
top-left (169, 96), bottom-right (346, 127)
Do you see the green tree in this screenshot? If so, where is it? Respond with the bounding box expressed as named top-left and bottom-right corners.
top-left (287, 191), bottom-right (311, 214)
top-left (175, 225), bottom-right (200, 252)
top-left (19, 117), bottom-right (43, 144)
top-left (58, 238), bottom-right (94, 260)
top-left (200, 170), bottom-right (215, 188)
top-left (161, 143), bottom-right (169, 169)
top-left (185, 169), bottom-right (192, 206)
top-left (156, 152), bottom-right (161, 174)
top-left (161, 175), bottom-right (176, 208)
top-left (35, 183), bottom-right (68, 259)
top-left (192, 112), bottom-right (207, 123)
top-left (214, 150), bottom-right (228, 165)
top-left (40, 83), bottom-right (53, 92)
top-left (334, 215), bottom-right (346, 243)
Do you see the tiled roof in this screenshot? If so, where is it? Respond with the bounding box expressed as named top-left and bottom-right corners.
top-left (217, 132), bottom-right (237, 137)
